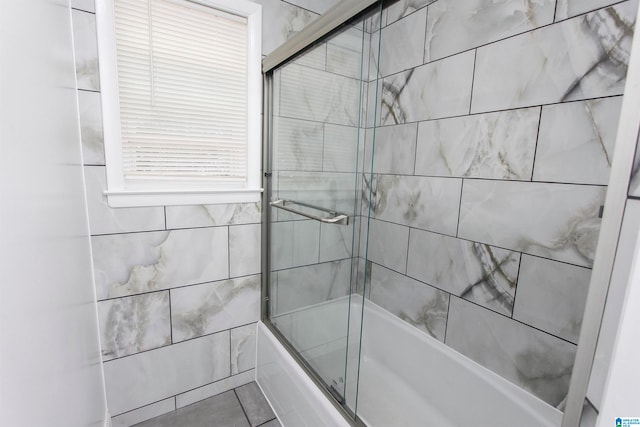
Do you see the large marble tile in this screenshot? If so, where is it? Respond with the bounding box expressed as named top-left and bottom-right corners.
top-left (369, 123), bottom-right (418, 175)
top-left (77, 90), bottom-right (104, 165)
top-left (171, 275), bottom-right (260, 342)
top-left (555, 0), bottom-right (625, 21)
top-left (92, 227), bottom-right (229, 299)
top-left (366, 219), bottom-right (409, 273)
top-left (378, 8), bottom-right (427, 77)
top-left (284, 0), bottom-right (339, 14)
top-left (445, 297), bottom-right (577, 408)
top-left (407, 229), bottom-right (520, 316)
top-left (275, 259), bottom-right (352, 314)
top-left (111, 398), bottom-right (175, 427)
top-left (273, 117), bottom-right (323, 172)
top-left (424, 0), bottom-right (555, 63)
top-left (103, 331), bottom-right (230, 415)
top-left (165, 203), bottom-right (261, 229)
top-left (415, 108), bottom-right (539, 180)
top-left (279, 63), bottom-right (361, 127)
top-left (293, 43), bottom-right (327, 70)
top-left (534, 97), bottom-right (622, 185)
top-left (98, 291), bottom-right (171, 361)
top-left (175, 370), bottom-right (255, 409)
top-left (270, 220), bottom-right (320, 270)
top-left (381, 51), bottom-right (475, 125)
top-left (319, 222), bottom-right (354, 263)
top-left (369, 264), bottom-right (449, 340)
top-left (276, 170), bottom-right (357, 215)
top-left (231, 324), bottom-right (257, 375)
top-left (327, 26), bottom-right (366, 79)
top-left (252, 0), bottom-right (317, 56)
top-left (385, 0), bottom-right (434, 25)
top-left (514, 255), bottom-right (592, 344)
top-left (458, 180), bottom-right (606, 267)
top-left (229, 224), bottom-right (261, 277)
top-left (71, 9), bottom-right (100, 91)
top-left (369, 174), bottom-right (462, 235)
top-left (471, 1), bottom-right (638, 113)
top-left (323, 124), bottom-right (360, 173)
top-left (84, 166), bottom-right (165, 235)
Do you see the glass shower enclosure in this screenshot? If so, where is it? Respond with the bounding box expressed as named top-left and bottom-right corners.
top-left (262, 1), bottom-right (382, 421)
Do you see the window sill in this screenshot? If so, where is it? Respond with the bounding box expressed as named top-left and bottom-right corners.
top-left (104, 188), bottom-right (263, 207)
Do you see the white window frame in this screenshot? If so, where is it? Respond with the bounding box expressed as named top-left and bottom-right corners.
top-left (96, 0), bottom-right (262, 207)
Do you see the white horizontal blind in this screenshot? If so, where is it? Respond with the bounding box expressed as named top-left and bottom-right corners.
top-left (114, 0), bottom-right (248, 185)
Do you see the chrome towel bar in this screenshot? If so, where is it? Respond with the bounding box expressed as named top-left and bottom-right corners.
top-left (269, 199), bottom-right (349, 225)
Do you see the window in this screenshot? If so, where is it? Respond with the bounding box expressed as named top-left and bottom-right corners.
top-left (96, 0), bottom-right (262, 207)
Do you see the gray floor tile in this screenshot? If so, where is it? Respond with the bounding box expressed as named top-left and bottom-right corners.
top-left (257, 419), bottom-right (282, 427)
top-left (235, 382), bottom-right (276, 427)
top-left (134, 390), bottom-right (249, 427)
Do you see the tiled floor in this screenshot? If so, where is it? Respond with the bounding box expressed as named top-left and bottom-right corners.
top-left (134, 382), bottom-right (280, 427)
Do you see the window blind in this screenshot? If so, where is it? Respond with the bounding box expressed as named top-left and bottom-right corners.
top-left (114, 0), bottom-right (249, 184)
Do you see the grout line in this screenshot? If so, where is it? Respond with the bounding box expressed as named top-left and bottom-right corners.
top-left (553, 0), bottom-right (559, 23)
top-left (96, 272), bottom-right (261, 302)
top-left (164, 206), bottom-right (167, 230)
top-left (233, 389), bottom-right (252, 425)
top-left (530, 106), bottom-right (544, 181)
top-left (455, 179), bottom-right (464, 237)
top-left (89, 222), bottom-right (260, 238)
top-left (510, 254), bottom-right (525, 319)
top-left (468, 49), bottom-right (478, 114)
top-left (168, 289), bottom-right (173, 344)
top-left (443, 294), bottom-right (452, 343)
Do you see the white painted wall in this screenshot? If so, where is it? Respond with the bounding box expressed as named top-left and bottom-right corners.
top-left (0, 0), bottom-right (108, 426)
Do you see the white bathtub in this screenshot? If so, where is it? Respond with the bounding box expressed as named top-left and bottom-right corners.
top-left (257, 297), bottom-right (562, 427)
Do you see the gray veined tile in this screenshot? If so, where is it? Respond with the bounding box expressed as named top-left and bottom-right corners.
top-left (319, 222), bottom-right (354, 263)
top-left (377, 7), bottom-right (427, 77)
top-left (415, 108), bottom-right (540, 180)
top-left (369, 264), bottom-right (449, 340)
top-left (235, 382), bottom-right (276, 427)
top-left (92, 227), bottom-right (229, 300)
top-left (276, 171), bottom-right (358, 215)
top-left (555, 0), bottom-right (629, 21)
top-left (424, 0), bottom-right (555, 63)
top-left (84, 166), bottom-right (165, 235)
top-left (458, 180), bottom-right (606, 267)
top-left (381, 51), bottom-right (475, 125)
top-left (406, 229), bottom-right (520, 316)
top-left (98, 291), bottom-right (171, 361)
top-left (231, 324), bottom-right (257, 375)
top-left (323, 124), bottom-right (360, 173)
top-left (165, 203), bottom-right (261, 229)
top-left (284, 0), bottom-right (340, 15)
top-left (111, 397), bottom-right (175, 427)
top-left (175, 370), bottom-right (255, 409)
top-left (229, 224), bottom-right (261, 277)
top-left (279, 63), bottom-right (361, 127)
top-left (471, 1), bottom-right (638, 113)
top-left (275, 259), bottom-right (352, 314)
top-left (446, 297), bottom-right (577, 408)
top-left (513, 255), bottom-right (592, 344)
top-left (534, 97), bottom-right (622, 185)
top-left (71, 9), bottom-right (100, 91)
top-left (327, 26), bottom-right (366, 79)
top-left (366, 219), bottom-right (409, 273)
top-left (273, 117), bottom-right (323, 172)
top-left (171, 275), bottom-right (260, 342)
top-left (252, 0), bottom-right (317, 56)
top-left (103, 331), bottom-right (230, 415)
top-left (270, 220), bottom-right (320, 270)
top-left (370, 174), bottom-right (462, 236)
top-left (77, 90), bottom-right (104, 165)
top-left (368, 123), bottom-right (418, 175)
top-left (71, 0), bottom-right (95, 13)
top-left (293, 42), bottom-right (327, 70)
top-left (385, 0), bottom-right (435, 26)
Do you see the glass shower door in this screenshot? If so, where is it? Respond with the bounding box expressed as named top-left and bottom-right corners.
top-left (265, 15), bottom-right (375, 410)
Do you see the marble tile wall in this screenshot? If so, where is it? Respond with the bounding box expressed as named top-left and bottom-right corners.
top-left (360, 0), bottom-right (638, 411)
top-left (70, 0), bottom-right (323, 423)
